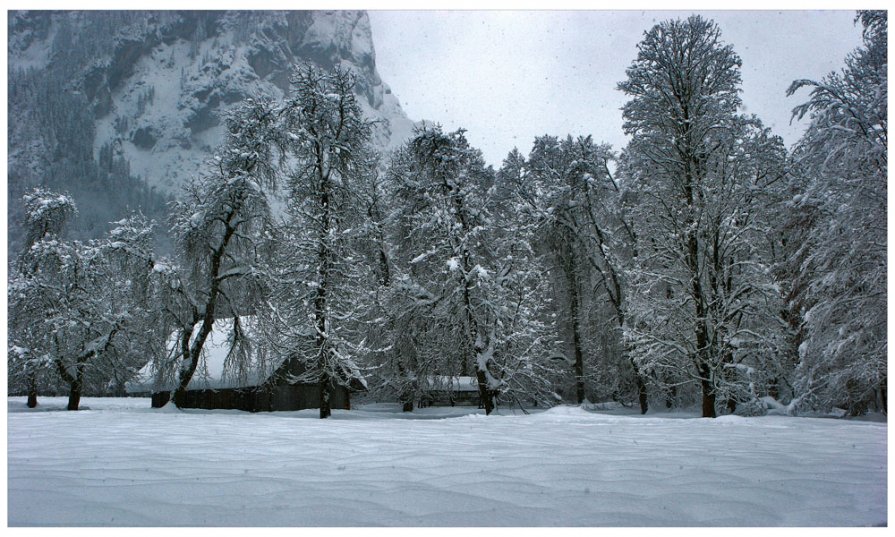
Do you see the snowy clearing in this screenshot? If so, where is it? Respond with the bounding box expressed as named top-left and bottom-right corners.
top-left (7, 397), bottom-right (887, 527)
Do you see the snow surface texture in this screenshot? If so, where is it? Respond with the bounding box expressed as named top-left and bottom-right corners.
top-left (7, 397), bottom-right (887, 527)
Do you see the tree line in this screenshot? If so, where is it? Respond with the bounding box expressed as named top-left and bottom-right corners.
top-left (8, 13), bottom-right (886, 418)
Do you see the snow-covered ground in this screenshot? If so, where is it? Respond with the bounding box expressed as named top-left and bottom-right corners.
top-left (7, 397), bottom-right (887, 527)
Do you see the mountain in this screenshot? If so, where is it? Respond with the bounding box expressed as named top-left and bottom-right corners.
top-left (7, 10), bottom-right (416, 251)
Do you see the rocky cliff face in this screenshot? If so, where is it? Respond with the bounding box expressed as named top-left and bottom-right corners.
top-left (9, 10), bottom-right (414, 194)
top-left (7, 11), bottom-right (415, 248)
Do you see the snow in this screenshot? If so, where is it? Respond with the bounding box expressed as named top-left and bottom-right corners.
top-left (410, 248), bottom-right (435, 264)
top-left (8, 17), bottom-right (56, 71)
top-left (7, 397), bottom-right (887, 527)
top-left (726, 362), bottom-right (757, 376)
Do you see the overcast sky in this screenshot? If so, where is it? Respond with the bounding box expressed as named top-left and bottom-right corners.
top-left (368, 10), bottom-right (865, 167)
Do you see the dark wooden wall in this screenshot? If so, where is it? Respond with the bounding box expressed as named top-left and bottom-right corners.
top-left (151, 383), bottom-right (352, 412)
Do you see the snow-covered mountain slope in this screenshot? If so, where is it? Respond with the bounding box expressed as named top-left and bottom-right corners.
top-left (8, 11), bottom-right (416, 195)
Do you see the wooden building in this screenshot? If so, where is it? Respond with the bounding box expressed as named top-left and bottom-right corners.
top-left (419, 376), bottom-right (481, 407)
top-left (129, 317), bottom-right (366, 412)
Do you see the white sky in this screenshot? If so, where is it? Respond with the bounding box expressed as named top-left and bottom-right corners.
top-left (368, 10), bottom-right (865, 167)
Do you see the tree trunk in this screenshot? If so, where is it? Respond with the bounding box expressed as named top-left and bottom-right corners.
top-left (459, 246), bottom-right (492, 414)
top-left (701, 381), bottom-right (716, 418)
top-left (473, 341), bottom-right (496, 415)
top-left (319, 376), bottom-right (332, 419)
top-left (174, 206), bottom-right (242, 408)
top-left (699, 364), bottom-right (717, 418)
top-left (27, 373), bottom-right (38, 408)
top-left (399, 383), bottom-right (414, 411)
top-left (723, 354), bottom-right (737, 414)
top-left (396, 361), bottom-right (414, 412)
top-left (67, 378), bottom-right (82, 411)
top-left (666, 383), bottom-right (676, 409)
top-left (315, 302), bottom-right (330, 419)
top-left (174, 325), bottom-right (198, 408)
top-left (564, 254), bottom-right (586, 405)
top-left (176, 319), bottom-right (217, 407)
top-left (617, 306), bottom-right (649, 413)
top-left (571, 316), bottom-right (585, 405)
top-left (55, 353), bottom-right (88, 411)
top-left (634, 366), bottom-right (648, 414)
top-left (691, 240), bottom-right (715, 419)
top-left (682, 146), bottom-right (715, 419)
top-left (692, 282), bottom-right (715, 418)
top-left (880, 377), bottom-right (888, 414)
top-left (476, 369), bottom-right (495, 415)
top-left (726, 398), bottom-right (737, 414)
top-left (314, 162), bottom-right (333, 420)
top-left (68, 364), bottom-right (84, 410)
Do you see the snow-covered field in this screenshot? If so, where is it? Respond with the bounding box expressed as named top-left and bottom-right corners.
top-left (7, 397), bottom-right (887, 527)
